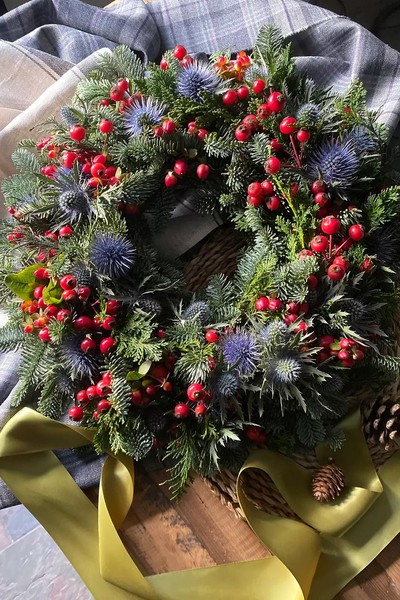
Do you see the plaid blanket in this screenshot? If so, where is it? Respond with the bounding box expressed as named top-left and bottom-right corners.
top-left (1, 0), bottom-right (400, 507)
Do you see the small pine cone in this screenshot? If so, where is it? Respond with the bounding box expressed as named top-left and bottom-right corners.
top-left (137, 296), bottom-right (163, 317)
top-left (364, 399), bottom-right (400, 451)
top-left (312, 464), bottom-right (345, 503)
top-left (118, 425), bottom-right (153, 460)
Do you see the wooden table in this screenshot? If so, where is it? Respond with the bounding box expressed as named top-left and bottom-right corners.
top-left (112, 466), bottom-right (400, 600)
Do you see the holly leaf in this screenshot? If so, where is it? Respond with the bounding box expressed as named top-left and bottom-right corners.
top-left (4, 264), bottom-right (42, 300)
top-left (42, 280), bottom-right (63, 305)
top-left (126, 371), bottom-right (143, 382)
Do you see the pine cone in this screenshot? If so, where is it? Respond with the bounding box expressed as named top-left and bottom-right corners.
top-left (312, 464), bottom-right (345, 502)
top-left (364, 399), bottom-right (400, 450)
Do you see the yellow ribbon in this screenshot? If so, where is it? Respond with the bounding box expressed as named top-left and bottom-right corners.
top-left (0, 407), bottom-right (399, 600)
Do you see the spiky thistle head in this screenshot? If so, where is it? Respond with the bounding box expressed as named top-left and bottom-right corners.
top-left (221, 330), bottom-right (260, 375)
top-left (268, 356), bottom-right (302, 385)
top-left (296, 102), bottom-right (321, 124)
top-left (59, 106), bottom-right (80, 128)
top-left (259, 321), bottom-right (288, 346)
top-left (340, 299), bottom-right (368, 326)
top-left (137, 296), bottom-right (163, 316)
top-left (209, 370), bottom-right (241, 397)
top-left (366, 220), bottom-right (400, 270)
top-left (71, 264), bottom-right (98, 289)
top-left (61, 336), bottom-right (99, 379)
top-left (124, 97), bottom-right (167, 136)
top-left (90, 233), bottom-right (136, 278)
top-left (344, 125), bottom-right (378, 155)
top-left (58, 189), bottom-right (91, 219)
top-left (182, 301), bottom-right (211, 325)
top-left (177, 61), bottom-right (221, 101)
top-left (306, 140), bottom-right (360, 187)
top-left (55, 371), bottom-right (76, 397)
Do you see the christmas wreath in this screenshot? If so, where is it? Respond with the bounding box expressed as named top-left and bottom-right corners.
top-left (1, 26), bottom-right (400, 497)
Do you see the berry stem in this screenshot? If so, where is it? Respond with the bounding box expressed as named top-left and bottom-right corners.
top-left (289, 134), bottom-right (301, 168)
top-left (329, 234), bottom-right (333, 260)
top-left (271, 175), bottom-right (305, 247)
top-left (333, 237), bottom-right (351, 257)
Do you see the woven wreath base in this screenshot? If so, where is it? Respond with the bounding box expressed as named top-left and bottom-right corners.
top-left (184, 226), bottom-right (400, 521)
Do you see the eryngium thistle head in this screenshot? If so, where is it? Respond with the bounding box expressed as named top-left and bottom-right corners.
top-left (340, 299), bottom-right (368, 325)
top-left (182, 301), bottom-right (211, 325)
top-left (259, 321), bottom-right (288, 346)
top-left (344, 125), bottom-right (378, 155)
top-left (177, 61), bottom-right (221, 101)
top-left (124, 97), bottom-right (167, 136)
top-left (269, 357), bottom-right (302, 385)
top-left (62, 336), bottom-right (99, 378)
top-left (296, 102), bottom-right (321, 124)
top-left (56, 371), bottom-right (75, 397)
top-left (59, 190), bottom-right (90, 218)
top-left (365, 221), bottom-right (400, 270)
top-left (137, 296), bottom-right (163, 316)
top-left (71, 264), bottom-right (98, 289)
top-left (59, 106), bottom-right (80, 128)
top-left (90, 233), bottom-right (135, 278)
top-left (319, 372), bottom-right (345, 395)
top-left (307, 140), bottom-right (360, 187)
top-left (210, 371), bottom-right (240, 397)
top-left (221, 331), bottom-right (259, 375)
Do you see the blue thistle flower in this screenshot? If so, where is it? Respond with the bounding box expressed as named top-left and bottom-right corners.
top-left (61, 336), bottom-right (99, 379)
top-left (269, 357), bottom-right (302, 385)
top-left (221, 330), bottom-right (259, 375)
top-left (210, 371), bottom-right (240, 397)
top-left (296, 102), bottom-right (321, 123)
top-left (344, 126), bottom-right (378, 155)
top-left (182, 300), bottom-right (211, 325)
top-left (124, 97), bottom-right (167, 136)
top-left (259, 321), bottom-right (288, 346)
top-left (90, 233), bottom-right (136, 278)
top-left (306, 140), bottom-right (360, 187)
top-left (177, 61), bottom-right (221, 102)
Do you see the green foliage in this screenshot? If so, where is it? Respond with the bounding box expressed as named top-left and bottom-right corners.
top-left (252, 25), bottom-right (296, 88)
top-left (0, 322), bottom-right (24, 352)
top-left (363, 186), bottom-right (400, 229)
top-left (117, 311), bottom-right (166, 363)
top-left (274, 256), bottom-right (318, 302)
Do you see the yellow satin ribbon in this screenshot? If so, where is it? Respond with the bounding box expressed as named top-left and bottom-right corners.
top-left (0, 408), bottom-right (399, 600)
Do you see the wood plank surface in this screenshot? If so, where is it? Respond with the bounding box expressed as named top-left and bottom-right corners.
top-left (99, 465), bottom-right (400, 599)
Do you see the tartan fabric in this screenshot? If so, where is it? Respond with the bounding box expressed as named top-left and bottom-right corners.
top-left (1, 0), bottom-right (400, 507)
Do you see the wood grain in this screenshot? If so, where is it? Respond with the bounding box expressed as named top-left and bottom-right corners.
top-left (92, 465), bottom-right (400, 599)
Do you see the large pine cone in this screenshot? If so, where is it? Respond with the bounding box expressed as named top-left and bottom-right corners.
top-left (312, 464), bottom-right (345, 503)
top-left (364, 399), bottom-right (400, 451)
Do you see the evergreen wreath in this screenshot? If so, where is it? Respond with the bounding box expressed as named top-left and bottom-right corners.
top-left (1, 27), bottom-right (400, 497)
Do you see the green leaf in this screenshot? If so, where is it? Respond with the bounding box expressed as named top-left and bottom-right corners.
top-left (126, 371), bottom-right (143, 382)
top-left (4, 264), bottom-right (41, 300)
top-left (42, 280), bottom-right (63, 305)
top-left (138, 360), bottom-right (152, 375)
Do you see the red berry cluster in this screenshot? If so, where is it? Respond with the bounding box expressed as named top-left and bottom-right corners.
top-left (246, 425), bottom-right (267, 445)
top-left (255, 296), bottom-right (284, 312)
top-left (164, 156), bottom-right (210, 188)
top-left (246, 179), bottom-right (281, 210)
top-left (214, 50), bottom-right (251, 80)
top-left (130, 358), bottom-right (175, 407)
top-left (160, 45), bottom-right (195, 71)
top-left (173, 383), bottom-right (210, 420)
top-left (69, 371), bottom-right (113, 421)
top-left (317, 336), bottom-right (366, 368)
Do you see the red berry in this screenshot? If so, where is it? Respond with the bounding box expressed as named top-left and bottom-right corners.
top-left (33, 286), bottom-right (44, 300)
top-left (37, 298), bottom-right (47, 309)
top-left (256, 103), bottom-right (271, 119)
top-left (340, 338), bottom-right (355, 349)
top-left (160, 58), bottom-right (168, 70)
top-left (116, 78), bottom-right (129, 91)
top-left (247, 182), bottom-right (263, 197)
top-left (104, 166), bottom-right (117, 179)
top-left (81, 338), bottom-right (96, 353)
top-left (337, 349), bottom-right (349, 361)
top-left (33, 267), bottom-right (49, 280)
top-left (333, 256), bottom-right (349, 271)
top-left (68, 406), bottom-right (84, 421)
top-left (270, 138), bottom-right (282, 152)
top-left (265, 195), bottom-right (281, 211)
top-left (57, 309), bottom-right (72, 322)
top-left (106, 299), bottom-right (120, 315)
top-left (247, 195), bottom-right (263, 207)
top-left (96, 380), bottom-right (111, 396)
top-left (246, 426), bottom-right (267, 444)
top-left (317, 349), bottom-right (331, 363)
top-left (173, 159), bottom-right (189, 176)
top-left (279, 116), bottom-right (297, 135)
top-left (187, 383), bottom-right (205, 402)
top-left (321, 216), bottom-right (341, 235)
top-left (285, 314), bottom-right (298, 325)
top-left (41, 165), bottom-right (57, 178)
top-left (59, 225), bottom-right (73, 238)
top-left (162, 119), bottom-right (177, 134)
top-left (87, 386), bottom-right (99, 400)
top-left (237, 85), bottom-right (249, 100)
top-left (268, 298), bottom-right (283, 311)
top-left (266, 91), bottom-right (286, 113)
top-left (99, 119), bottom-right (113, 134)
top-left (102, 315), bottom-right (116, 331)
top-left (157, 328), bottom-right (167, 339)
top-left (102, 372), bottom-right (112, 386)
top-left (97, 399), bottom-right (111, 412)
top-left (196, 164), bottom-right (210, 180)
top-left (23, 324), bottom-right (34, 334)
top-left (77, 286), bottom-right (91, 301)
top-left (74, 316), bottom-right (94, 331)
top-left (165, 171), bottom-right (178, 187)
top-left (297, 129), bottom-right (310, 143)
top-left (311, 180), bottom-right (327, 195)
top-left (342, 358), bottom-right (355, 368)
top-left (294, 321), bottom-right (308, 333)
top-left (130, 389), bottom-right (144, 405)
top-left (62, 151), bottom-right (77, 169)
top-left (45, 230), bottom-right (58, 242)
top-left (314, 192), bottom-right (329, 207)
top-left (90, 162), bottom-right (106, 178)
top-left (353, 349), bottom-right (365, 361)
top-left (45, 305), bottom-right (59, 319)
top-left (348, 224), bottom-right (364, 241)
top-left (174, 403), bottom-right (190, 419)
top-left (287, 302), bottom-right (300, 314)
top-left (235, 124), bottom-right (252, 142)
top-left (260, 180), bottom-right (274, 196)
top-left (77, 390), bottom-right (90, 405)
top-left (327, 264), bottom-right (345, 280)
top-left (60, 274), bottom-right (77, 290)
top-left (69, 125), bottom-right (86, 142)
top-left (252, 79), bottom-right (266, 94)
top-left (310, 235), bottom-right (328, 253)
top-left (242, 115), bottom-right (259, 132)
top-left (99, 337), bottom-right (115, 354)
top-left (163, 381), bottom-right (173, 392)
top-left (62, 289), bottom-right (77, 302)
top-left (197, 128), bottom-right (208, 141)
top-left (173, 45), bottom-right (187, 60)
top-left (88, 177), bottom-right (102, 188)
top-left (264, 157), bottom-right (281, 174)
top-left (205, 330), bottom-right (219, 343)
top-left (308, 274), bottom-right (318, 289)
top-left (222, 90), bottom-right (238, 106)
top-left (319, 335), bottom-right (335, 349)
top-left (38, 327), bottom-right (51, 343)
top-left (255, 296), bottom-right (269, 311)
top-left (110, 86), bottom-right (125, 101)
top-left (194, 403), bottom-right (207, 418)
